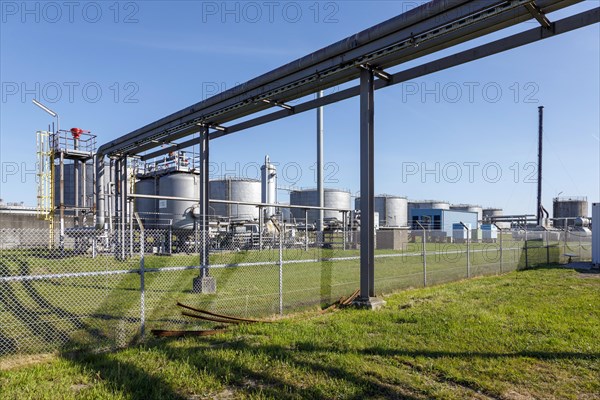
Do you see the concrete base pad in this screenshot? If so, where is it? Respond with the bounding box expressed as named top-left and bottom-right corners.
top-left (352, 297), bottom-right (386, 310)
top-left (192, 276), bottom-right (217, 294)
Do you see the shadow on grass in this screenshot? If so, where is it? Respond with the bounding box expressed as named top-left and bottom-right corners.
top-left (61, 349), bottom-right (188, 400)
top-left (65, 333), bottom-right (598, 400)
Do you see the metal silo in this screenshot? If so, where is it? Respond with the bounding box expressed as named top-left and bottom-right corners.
top-left (261, 156), bottom-right (277, 218)
top-left (356, 195), bottom-right (408, 227)
top-left (210, 178), bottom-right (261, 220)
top-left (451, 204), bottom-right (483, 222)
top-left (290, 188), bottom-right (350, 222)
top-left (158, 172), bottom-right (200, 229)
top-left (553, 196), bottom-right (588, 228)
top-left (134, 177), bottom-right (158, 228)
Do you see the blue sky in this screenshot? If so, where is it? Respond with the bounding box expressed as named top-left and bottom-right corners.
top-left (1, 0), bottom-right (599, 216)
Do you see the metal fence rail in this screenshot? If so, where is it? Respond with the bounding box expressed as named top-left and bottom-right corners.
top-left (0, 226), bottom-right (592, 357)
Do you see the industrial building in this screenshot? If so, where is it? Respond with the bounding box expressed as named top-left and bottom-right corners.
top-left (450, 204), bottom-right (483, 223)
top-left (410, 208), bottom-right (478, 240)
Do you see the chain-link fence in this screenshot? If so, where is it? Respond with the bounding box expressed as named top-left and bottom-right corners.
top-left (0, 223), bottom-right (592, 357)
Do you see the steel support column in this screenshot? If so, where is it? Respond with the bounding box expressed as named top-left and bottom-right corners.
top-left (200, 125), bottom-right (210, 277)
top-left (359, 67), bottom-right (375, 300)
top-left (317, 90), bottom-right (324, 234)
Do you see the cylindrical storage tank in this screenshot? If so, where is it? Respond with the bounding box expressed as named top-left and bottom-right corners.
top-left (483, 208), bottom-right (503, 222)
top-left (553, 197), bottom-right (588, 228)
top-left (355, 195), bottom-right (408, 227)
top-left (408, 200), bottom-right (450, 210)
top-left (290, 188), bottom-right (351, 223)
top-left (261, 156), bottom-right (277, 218)
top-left (54, 161), bottom-right (95, 210)
top-left (210, 178), bottom-right (261, 221)
top-left (451, 204), bottom-right (483, 223)
top-left (134, 177), bottom-right (158, 229)
top-left (158, 172), bottom-right (200, 229)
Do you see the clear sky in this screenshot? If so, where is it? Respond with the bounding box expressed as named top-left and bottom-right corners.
top-left (1, 1), bottom-right (599, 217)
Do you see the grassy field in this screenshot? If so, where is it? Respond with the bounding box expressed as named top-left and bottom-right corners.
top-left (0, 236), bottom-right (567, 356)
top-left (0, 267), bottom-right (598, 399)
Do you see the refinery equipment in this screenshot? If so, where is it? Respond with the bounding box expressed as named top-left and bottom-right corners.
top-left (483, 208), bottom-right (503, 223)
top-left (210, 178), bottom-right (262, 221)
top-left (290, 188), bottom-right (351, 224)
top-left (133, 151), bottom-right (200, 230)
top-left (36, 127), bottom-right (98, 239)
top-left (553, 196), bottom-right (589, 228)
top-left (355, 195), bottom-right (408, 227)
top-left (261, 156), bottom-right (277, 218)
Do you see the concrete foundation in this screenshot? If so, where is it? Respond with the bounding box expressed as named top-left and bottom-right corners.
top-left (192, 276), bottom-right (217, 294)
top-left (376, 229), bottom-right (408, 250)
top-left (352, 297), bottom-right (386, 310)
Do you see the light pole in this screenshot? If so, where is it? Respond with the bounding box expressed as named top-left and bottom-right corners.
top-left (32, 99), bottom-right (59, 133)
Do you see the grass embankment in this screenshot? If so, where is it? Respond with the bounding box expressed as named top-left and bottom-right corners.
top-left (1, 267), bottom-right (598, 399)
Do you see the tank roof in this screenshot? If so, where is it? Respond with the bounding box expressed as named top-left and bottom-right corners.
top-left (553, 196), bottom-right (587, 202)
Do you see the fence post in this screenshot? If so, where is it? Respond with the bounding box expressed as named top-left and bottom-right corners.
top-left (524, 227), bottom-right (529, 269)
top-left (342, 211), bottom-right (347, 251)
top-left (498, 227), bottom-right (503, 273)
top-left (467, 228), bottom-right (470, 278)
top-left (279, 222), bottom-right (283, 316)
top-left (416, 221), bottom-right (426, 287)
top-left (133, 212), bottom-right (145, 340)
top-left (545, 229), bottom-right (550, 265)
top-left (305, 209), bottom-right (309, 252)
top-left (563, 225), bottom-right (568, 264)
top-left (423, 229), bottom-right (427, 287)
top-left (459, 222), bottom-right (470, 278)
top-left (578, 232), bottom-right (582, 259)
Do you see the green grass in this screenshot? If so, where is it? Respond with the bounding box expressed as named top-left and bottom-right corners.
top-left (0, 237), bottom-right (569, 356)
top-left (1, 267), bottom-right (598, 399)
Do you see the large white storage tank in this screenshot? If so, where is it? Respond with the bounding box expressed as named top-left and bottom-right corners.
top-left (210, 178), bottom-right (261, 221)
top-left (355, 195), bottom-right (408, 227)
top-left (158, 172), bottom-right (200, 229)
top-left (290, 188), bottom-right (351, 223)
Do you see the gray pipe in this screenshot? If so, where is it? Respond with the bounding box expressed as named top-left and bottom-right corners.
top-left (95, 152), bottom-right (105, 229)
